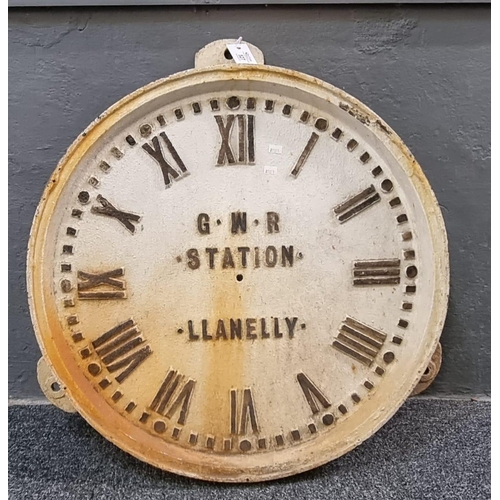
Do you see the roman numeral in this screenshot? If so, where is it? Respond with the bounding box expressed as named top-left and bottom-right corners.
top-left (92, 319), bottom-right (152, 383)
top-left (230, 388), bottom-right (258, 435)
top-left (142, 132), bottom-right (188, 187)
top-left (215, 114), bottom-right (255, 166)
top-left (149, 369), bottom-right (196, 425)
top-left (333, 185), bottom-right (381, 223)
top-left (77, 268), bottom-right (126, 299)
top-left (333, 316), bottom-right (387, 366)
top-left (353, 259), bottom-right (401, 286)
top-left (91, 195), bottom-right (140, 234)
top-left (290, 132), bottom-right (319, 177)
top-left (296, 372), bottom-right (331, 415)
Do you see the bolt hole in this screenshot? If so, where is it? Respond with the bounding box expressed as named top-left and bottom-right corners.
top-left (236, 274), bottom-right (244, 282)
top-left (51, 382), bottom-right (61, 392)
top-left (224, 48), bottom-right (233, 60)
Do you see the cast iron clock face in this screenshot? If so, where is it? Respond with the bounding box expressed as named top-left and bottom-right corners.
top-left (27, 63), bottom-right (448, 482)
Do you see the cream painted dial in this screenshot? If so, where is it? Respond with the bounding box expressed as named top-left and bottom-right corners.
top-left (27, 58), bottom-right (448, 482)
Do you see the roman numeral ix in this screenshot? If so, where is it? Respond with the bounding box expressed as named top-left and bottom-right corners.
top-left (332, 317), bottom-right (387, 367)
top-left (92, 319), bottom-right (152, 383)
top-left (333, 185), bottom-right (381, 223)
top-left (142, 132), bottom-right (188, 188)
top-left (353, 259), bottom-right (401, 286)
top-left (215, 114), bottom-right (255, 166)
top-left (149, 369), bottom-right (196, 425)
top-left (77, 268), bottom-right (126, 299)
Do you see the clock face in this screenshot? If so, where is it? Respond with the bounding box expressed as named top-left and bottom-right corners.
top-left (28, 66), bottom-right (448, 482)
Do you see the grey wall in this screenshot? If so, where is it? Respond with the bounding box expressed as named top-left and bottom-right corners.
top-left (9, 5), bottom-right (490, 398)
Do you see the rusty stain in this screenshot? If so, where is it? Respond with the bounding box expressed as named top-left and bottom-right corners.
top-left (375, 119), bottom-right (392, 136)
top-left (202, 255), bottom-right (247, 442)
top-left (339, 102), bottom-right (371, 125)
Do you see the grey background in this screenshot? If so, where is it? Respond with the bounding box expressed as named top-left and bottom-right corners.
top-left (8, 4), bottom-right (490, 399)
top-left (7, 0), bottom-right (492, 6)
top-left (8, 400), bottom-right (491, 498)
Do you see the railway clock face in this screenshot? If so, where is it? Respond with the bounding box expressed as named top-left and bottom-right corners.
top-left (27, 57), bottom-right (449, 482)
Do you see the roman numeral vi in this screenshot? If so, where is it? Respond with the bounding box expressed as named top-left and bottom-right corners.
top-left (230, 388), bottom-right (259, 435)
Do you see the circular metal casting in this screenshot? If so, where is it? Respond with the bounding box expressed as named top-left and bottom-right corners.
top-left (27, 63), bottom-right (449, 482)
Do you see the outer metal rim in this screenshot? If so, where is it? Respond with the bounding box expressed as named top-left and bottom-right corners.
top-left (27, 64), bottom-right (449, 482)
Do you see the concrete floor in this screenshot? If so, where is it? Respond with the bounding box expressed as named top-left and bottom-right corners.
top-left (8, 398), bottom-right (490, 499)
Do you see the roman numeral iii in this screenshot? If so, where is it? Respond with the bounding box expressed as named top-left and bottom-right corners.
top-left (352, 259), bottom-right (401, 286)
top-left (215, 114), bottom-right (255, 166)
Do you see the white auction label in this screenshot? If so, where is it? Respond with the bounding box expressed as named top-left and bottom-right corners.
top-left (226, 43), bottom-right (258, 64)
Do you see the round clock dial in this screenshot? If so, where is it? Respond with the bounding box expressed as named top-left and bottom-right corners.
top-left (28, 62), bottom-right (448, 482)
